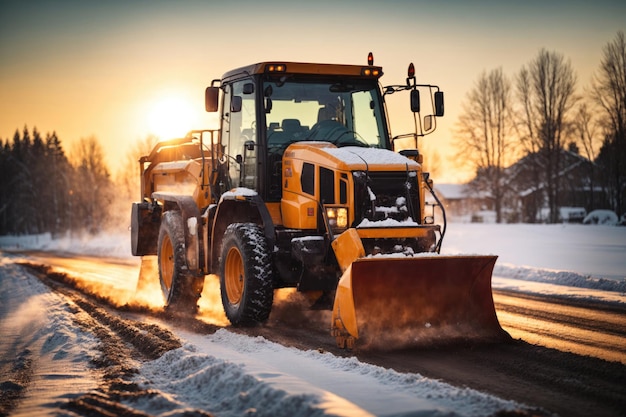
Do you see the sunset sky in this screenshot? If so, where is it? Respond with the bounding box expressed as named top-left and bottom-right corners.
top-left (1, 0), bottom-right (625, 183)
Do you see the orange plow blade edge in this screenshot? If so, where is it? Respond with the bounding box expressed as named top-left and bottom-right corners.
top-left (331, 255), bottom-right (510, 349)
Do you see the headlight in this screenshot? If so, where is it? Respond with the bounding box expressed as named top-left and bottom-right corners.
top-left (326, 207), bottom-right (348, 231)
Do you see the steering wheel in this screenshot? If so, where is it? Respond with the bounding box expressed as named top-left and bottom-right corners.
top-left (308, 120), bottom-right (368, 147)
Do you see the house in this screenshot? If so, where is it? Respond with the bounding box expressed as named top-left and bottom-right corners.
top-left (433, 183), bottom-right (493, 223)
top-left (435, 149), bottom-right (607, 224)
top-left (499, 149), bottom-right (606, 223)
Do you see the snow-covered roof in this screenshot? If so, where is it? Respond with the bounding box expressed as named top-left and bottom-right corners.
top-left (434, 183), bottom-right (467, 200)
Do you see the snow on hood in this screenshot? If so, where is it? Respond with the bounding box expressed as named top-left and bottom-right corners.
top-left (323, 146), bottom-right (419, 167)
top-left (324, 146), bottom-right (418, 167)
top-left (293, 143), bottom-right (419, 170)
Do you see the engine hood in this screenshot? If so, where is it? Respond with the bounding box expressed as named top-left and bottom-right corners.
top-left (284, 142), bottom-right (420, 171)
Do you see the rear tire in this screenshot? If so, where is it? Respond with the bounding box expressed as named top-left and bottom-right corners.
top-left (219, 223), bottom-right (274, 326)
top-left (157, 210), bottom-right (201, 314)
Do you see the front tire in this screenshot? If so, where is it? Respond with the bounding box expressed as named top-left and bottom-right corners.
top-left (219, 223), bottom-right (274, 326)
top-left (157, 210), bottom-right (201, 314)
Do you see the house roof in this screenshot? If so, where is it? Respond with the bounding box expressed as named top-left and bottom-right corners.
top-left (434, 183), bottom-right (467, 200)
top-left (504, 149), bottom-right (596, 197)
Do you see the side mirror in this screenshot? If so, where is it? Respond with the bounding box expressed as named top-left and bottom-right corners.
top-left (399, 149), bottom-right (419, 159)
top-left (410, 89), bottom-right (420, 113)
top-left (434, 91), bottom-right (444, 117)
top-left (243, 83), bottom-right (254, 94)
top-left (205, 87), bottom-right (219, 112)
top-left (231, 96), bottom-right (242, 113)
top-left (424, 115), bottom-right (434, 132)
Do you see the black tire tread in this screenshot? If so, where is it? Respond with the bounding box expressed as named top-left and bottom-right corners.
top-left (219, 223), bottom-right (274, 326)
top-left (158, 210), bottom-right (201, 314)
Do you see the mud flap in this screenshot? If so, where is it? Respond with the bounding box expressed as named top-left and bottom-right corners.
top-left (331, 255), bottom-right (510, 349)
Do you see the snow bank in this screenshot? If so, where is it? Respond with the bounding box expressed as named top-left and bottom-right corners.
top-left (494, 263), bottom-right (626, 293)
top-left (0, 256), bottom-right (100, 415)
top-left (129, 329), bottom-right (527, 417)
top-left (0, 231), bottom-right (132, 259)
top-left (583, 209), bottom-right (619, 225)
top-left (442, 223), bottom-right (626, 282)
top-left (132, 343), bottom-right (326, 417)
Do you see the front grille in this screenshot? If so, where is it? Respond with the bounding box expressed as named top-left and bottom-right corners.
top-left (353, 171), bottom-right (420, 225)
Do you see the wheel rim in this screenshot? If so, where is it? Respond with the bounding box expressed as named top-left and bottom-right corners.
top-left (160, 233), bottom-right (174, 295)
top-left (225, 246), bottom-right (244, 305)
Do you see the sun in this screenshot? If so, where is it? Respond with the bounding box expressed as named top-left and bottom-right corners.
top-left (146, 94), bottom-right (198, 140)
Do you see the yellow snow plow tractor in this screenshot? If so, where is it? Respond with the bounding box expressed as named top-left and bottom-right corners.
top-left (130, 54), bottom-right (508, 348)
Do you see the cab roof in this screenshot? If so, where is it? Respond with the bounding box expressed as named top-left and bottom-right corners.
top-left (221, 61), bottom-right (384, 82)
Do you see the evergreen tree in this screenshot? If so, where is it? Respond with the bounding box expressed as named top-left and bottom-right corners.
top-left (0, 127), bottom-right (82, 236)
top-left (9, 128), bottom-right (36, 233)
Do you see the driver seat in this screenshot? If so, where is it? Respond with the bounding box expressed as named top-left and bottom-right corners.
top-left (318, 104), bottom-right (338, 122)
top-left (281, 118), bottom-right (302, 138)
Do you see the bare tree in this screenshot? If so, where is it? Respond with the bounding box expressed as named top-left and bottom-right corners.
top-left (454, 68), bottom-right (516, 223)
top-left (516, 49), bottom-right (578, 223)
top-left (69, 136), bottom-right (113, 234)
top-left (592, 31), bottom-right (626, 216)
top-left (573, 103), bottom-right (600, 162)
top-left (419, 140), bottom-right (442, 180)
top-left (105, 134), bottom-right (160, 232)
top-left (572, 103), bottom-right (601, 209)
top-left (115, 134), bottom-right (159, 202)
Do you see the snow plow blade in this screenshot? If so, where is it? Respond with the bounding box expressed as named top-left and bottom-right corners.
top-left (331, 255), bottom-right (509, 349)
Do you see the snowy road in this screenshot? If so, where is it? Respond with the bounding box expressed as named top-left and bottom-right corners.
top-left (1, 223), bottom-right (625, 416)
top-left (1, 249), bottom-right (624, 417)
top-left (494, 289), bottom-right (626, 364)
top-left (17, 250), bottom-right (626, 365)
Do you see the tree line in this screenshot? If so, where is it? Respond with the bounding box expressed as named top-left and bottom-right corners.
top-left (454, 31), bottom-right (626, 223)
top-left (0, 127), bottom-right (114, 236)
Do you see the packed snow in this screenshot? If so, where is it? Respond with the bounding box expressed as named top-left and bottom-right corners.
top-left (0, 258), bottom-right (100, 416)
top-left (322, 146), bottom-right (420, 168)
top-left (582, 209), bottom-right (620, 225)
top-left (130, 330), bottom-right (524, 417)
top-left (1, 222), bottom-right (625, 416)
top-left (442, 223), bottom-right (626, 306)
top-left (220, 187), bottom-right (259, 199)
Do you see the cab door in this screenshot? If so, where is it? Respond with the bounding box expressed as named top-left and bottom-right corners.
top-left (222, 80), bottom-right (258, 190)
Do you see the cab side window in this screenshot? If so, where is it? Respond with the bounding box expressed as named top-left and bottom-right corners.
top-left (223, 80), bottom-right (257, 189)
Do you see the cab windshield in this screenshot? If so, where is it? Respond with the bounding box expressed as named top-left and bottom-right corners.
top-left (262, 79), bottom-right (388, 152)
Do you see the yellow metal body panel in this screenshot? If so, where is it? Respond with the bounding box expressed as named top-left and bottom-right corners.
top-left (281, 142), bottom-right (427, 228)
top-left (265, 202), bottom-right (283, 226)
top-left (152, 160), bottom-right (199, 198)
top-left (150, 158), bottom-right (212, 209)
top-left (331, 229), bottom-right (366, 272)
top-left (355, 226), bottom-right (433, 239)
top-left (281, 192), bottom-right (317, 229)
top-left (332, 266), bottom-right (358, 345)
